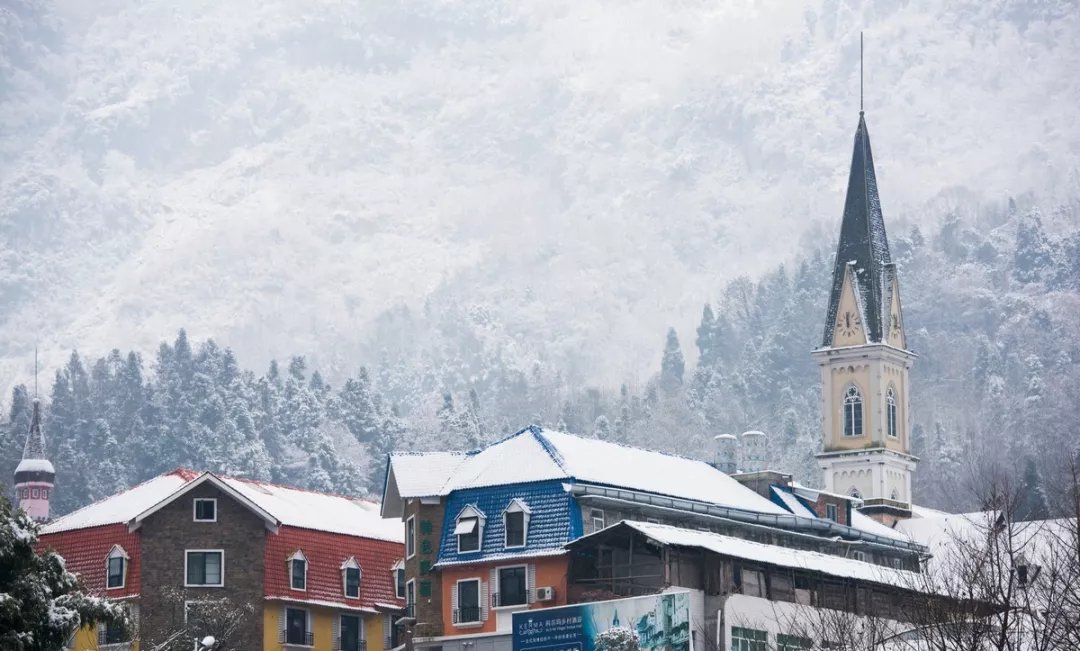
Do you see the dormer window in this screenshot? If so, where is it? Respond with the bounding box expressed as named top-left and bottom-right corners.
top-left (392, 559), bottom-right (405, 599)
top-left (342, 557), bottom-right (362, 598)
top-left (194, 498), bottom-right (217, 522)
top-left (288, 550), bottom-right (308, 591)
top-left (503, 499), bottom-right (530, 549)
top-left (455, 506), bottom-right (486, 554)
top-left (106, 545), bottom-right (128, 590)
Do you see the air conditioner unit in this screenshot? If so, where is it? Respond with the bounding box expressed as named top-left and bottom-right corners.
top-left (534, 586), bottom-right (555, 602)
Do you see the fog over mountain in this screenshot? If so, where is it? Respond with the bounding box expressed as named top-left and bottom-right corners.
top-left (2, 0), bottom-right (1078, 390)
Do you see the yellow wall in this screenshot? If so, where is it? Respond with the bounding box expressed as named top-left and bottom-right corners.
top-left (262, 603), bottom-right (389, 651)
top-left (67, 623), bottom-right (140, 651)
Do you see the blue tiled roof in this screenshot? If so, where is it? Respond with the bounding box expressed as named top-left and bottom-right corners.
top-left (437, 480), bottom-right (582, 565)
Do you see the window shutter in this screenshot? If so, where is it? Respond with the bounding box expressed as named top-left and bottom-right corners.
top-left (489, 568), bottom-right (498, 607)
top-left (480, 581), bottom-right (489, 621)
top-left (333, 614), bottom-right (342, 651)
top-left (279, 606), bottom-right (287, 643)
top-left (528, 564), bottom-right (537, 603)
top-left (451, 581), bottom-right (459, 621)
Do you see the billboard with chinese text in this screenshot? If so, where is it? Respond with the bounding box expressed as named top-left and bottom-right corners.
top-left (512, 592), bottom-right (691, 651)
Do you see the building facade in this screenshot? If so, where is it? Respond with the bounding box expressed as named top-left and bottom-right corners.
top-left (813, 110), bottom-right (918, 524)
top-left (37, 469), bottom-right (405, 651)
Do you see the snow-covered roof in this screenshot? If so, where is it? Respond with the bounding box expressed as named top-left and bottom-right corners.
top-left (771, 486), bottom-right (816, 519)
top-left (42, 469), bottom-right (402, 542)
top-left (590, 520), bottom-right (924, 591)
top-left (15, 458), bottom-right (56, 475)
top-left (385, 426), bottom-right (787, 516)
top-left (850, 510), bottom-right (908, 541)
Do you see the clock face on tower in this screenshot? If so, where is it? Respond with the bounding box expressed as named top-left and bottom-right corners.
top-left (836, 310), bottom-right (861, 337)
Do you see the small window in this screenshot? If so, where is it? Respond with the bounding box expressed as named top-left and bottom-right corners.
top-left (455, 579), bottom-right (481, 624)
top-left (891, 558), bottom-right (903, 570)
top-left (106, 551), bottom-right (126, 589)
top-left (505, 511), bottom-right (526, 548)
top-left (406, 579), bottom-right (416, 616)
top-left (826, 503), bottom-right (838, 522)
top-left (289, 551), bottom-right (307, 591)
top-left (42, 488), bottom-right (48, 499)
top-left (852, 550), bottom-right (867, 562)
top-left (886, 387), bottom-right (899, 438)
top-left (186, 550), bottom-right (224, 587)
top-left (394, 563), bottom-right (406, 599)
top-left (343, 560), bottom-right (361, 598)
top-left (194, 498), bottom-right (217, 522)
top-left (731, 626), bottom-right (767, 651)
top-left (777, 633), bottom-right (811, 651)
top-left (31, 488), bottom-right (40, 499)
top-left (590, 509), bottom-right (605, 531)
top-left (284, 607), bottom-right (311, 646)
top-left (455, 509), bottom-right (484, 553)
top-left (406, 516), bottom-right (416, 559)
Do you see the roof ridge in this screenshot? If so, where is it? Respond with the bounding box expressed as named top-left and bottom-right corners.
top-left (530, 426), bottom-right (568, 473)
top-left (222, 474), bottom-right (374, 504)
top-left (541, 428), bottom-right (718, 468)
top-left (45, 471), bottom-right (188, 529)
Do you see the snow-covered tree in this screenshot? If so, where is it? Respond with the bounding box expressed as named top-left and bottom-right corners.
top-left (0, 490), bottom-right (129, 649)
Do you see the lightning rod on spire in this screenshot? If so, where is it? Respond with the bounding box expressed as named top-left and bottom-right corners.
top-left (860, 31), bottom-right (864, 114)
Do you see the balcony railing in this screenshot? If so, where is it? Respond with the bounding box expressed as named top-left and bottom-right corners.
top-left (279, 629), bottom-right (315, 646)
top-left (452, 607), bottom-right (482, 624)
top-left (491, 591), bottom-right (530, 608)
top-left (334, 638), bottom-right (367, 651)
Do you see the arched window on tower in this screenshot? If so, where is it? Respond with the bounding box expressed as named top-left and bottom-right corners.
top-left (843, 385), bottom-right (863, 437)
top-left (886, 387), bottom-right (898, 438)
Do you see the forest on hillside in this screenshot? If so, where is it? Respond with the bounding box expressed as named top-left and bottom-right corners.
top-left (1, 199), bottom-right (1077, 518)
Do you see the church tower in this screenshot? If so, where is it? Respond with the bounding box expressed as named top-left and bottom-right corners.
top-left (14, 399), bottom-right (54, 522)
top-left (812, 107), bottom-right (917, 525)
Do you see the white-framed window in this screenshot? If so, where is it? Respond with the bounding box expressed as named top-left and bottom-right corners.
top-left (185, 550), bottom-right (224, 587)
top-left (454, 578), bottom-right (482, 624)
top-left (891, 558), bottom-right (903, 570)
top-left (886, 386), bottom-right (898, 438)
top-left (503, 499), bottom-right (530, 549)
top-left (32, 487), bottom-right (39, 499)
top-left (339, 613), bottom-right (364, 651)
top-left (406, 578), bottom-right (416, 615)
top-left (405, 516), bottom-right (416, 559)
top-left (282, 606), bottom-right (312, 646)
top-left (193, 498), bottom-right (217, 522)
top-left (342, 557), bottom-right (362, 598)
top-left (843, 384), bottom-right (864, 437)
top-left (495, 564), bottom-right (528, 607)
top-left (288, 550), bottom-right (308, 591)
top-left (731, 626), bottom-right (767, 651)
top-left (590, 508), bottom-right (605, 531)
top-left (391, 559), bottom-right (405, 599)
top-left (852, 550), bottom-right (867, 563)
top-left (106, 545), bottom-right (128, 590)
top-left (455, 506), bottom-right (485, 554)
top-left (826, 503), bottom-right (838, 522)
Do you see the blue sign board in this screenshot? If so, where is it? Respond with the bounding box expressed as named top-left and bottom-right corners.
top-left (512, 592), bottom-right (692, 651)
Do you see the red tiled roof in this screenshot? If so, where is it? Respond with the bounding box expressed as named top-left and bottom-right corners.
top-left (39, 523), bottom-right (140, 598)
top-left (265, 525), bottom-right (404, 610)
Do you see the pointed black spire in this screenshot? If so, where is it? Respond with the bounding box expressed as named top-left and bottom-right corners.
top-left (22, 399), bottom-right (47, 461)
top-left (821, 113), bottom-right (893, 346)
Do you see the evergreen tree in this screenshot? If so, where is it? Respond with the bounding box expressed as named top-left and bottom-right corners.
top-left (659, 327), bottom-right (685, 395)
top-left (0, 490), bottom-right (129, 649)
top-left (1016, 457), bottom-right (1050, 520)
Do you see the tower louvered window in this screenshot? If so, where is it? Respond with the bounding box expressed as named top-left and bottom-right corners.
top-left (843, 385), bottom-right (863, 437)
top-left (886, 387), bottom-right (898, 438)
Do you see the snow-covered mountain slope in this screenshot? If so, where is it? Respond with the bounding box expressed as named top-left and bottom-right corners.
top-left (2, 0), bottom-right (1078, 386)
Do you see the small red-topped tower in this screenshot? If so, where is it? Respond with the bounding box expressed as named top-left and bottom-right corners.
top-left (14, 399), bottom-right (55, 522)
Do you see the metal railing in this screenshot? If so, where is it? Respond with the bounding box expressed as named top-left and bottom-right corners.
top-left (334, 637), bottom-right (367, 651)
top-left (491, 591), bottom-right (530, 607)
top-left (452, 607), bottom-right (482, 624)
top-left (279, 629), bottom-right (314, 646)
